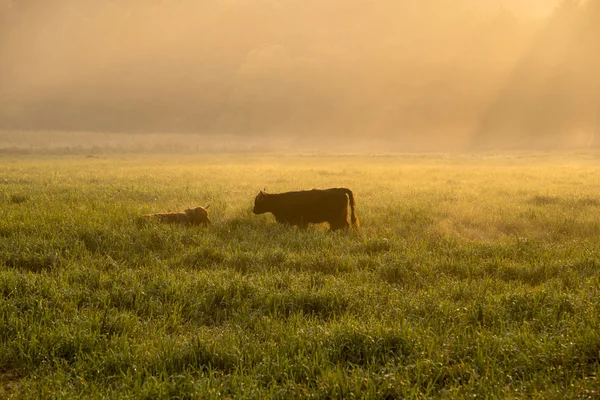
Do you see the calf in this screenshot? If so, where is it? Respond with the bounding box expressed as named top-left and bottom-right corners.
top-left (142, 205), bottom-right (211, 225)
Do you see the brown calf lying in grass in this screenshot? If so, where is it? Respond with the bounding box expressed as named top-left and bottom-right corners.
top-left (142, 205), bottom-right (211, 225)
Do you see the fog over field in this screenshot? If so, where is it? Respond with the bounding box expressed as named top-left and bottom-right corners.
top-left (1, 0), bottom-right (599, 151)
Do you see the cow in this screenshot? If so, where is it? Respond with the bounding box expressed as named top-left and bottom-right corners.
top-left (253, 188), bottom-right (359, 231)
top-left (142, 205), bottom-right (211, 225)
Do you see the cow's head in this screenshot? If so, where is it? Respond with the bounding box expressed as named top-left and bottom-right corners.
top-left (185, 206), bottom-right (211, 225)
top-left (253, 190), bottom-right (269, 214)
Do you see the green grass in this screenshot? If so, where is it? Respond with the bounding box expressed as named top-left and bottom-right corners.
top-left (1, 152), bottom-right (599, 399)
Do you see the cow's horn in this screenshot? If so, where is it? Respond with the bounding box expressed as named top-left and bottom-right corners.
top-left (205, 204), bottom-right (210, 209)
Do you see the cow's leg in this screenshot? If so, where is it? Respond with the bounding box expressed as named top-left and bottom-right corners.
top-left (329, 206), bottom-right (350, 231)
top-left (298, 216), bottom-right (309, 230)
top-left (329, 218), bottom-right (350, 231)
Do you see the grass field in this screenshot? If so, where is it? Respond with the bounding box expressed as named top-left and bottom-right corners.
top-left (1, 152), bottom-right (599, 399)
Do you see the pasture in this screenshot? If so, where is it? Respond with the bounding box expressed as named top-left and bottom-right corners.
top-left (1, 152), bottom-right (599, 398)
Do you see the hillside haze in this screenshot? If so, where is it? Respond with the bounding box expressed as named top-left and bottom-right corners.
top-left (1, 0), bottom-right (598, 150)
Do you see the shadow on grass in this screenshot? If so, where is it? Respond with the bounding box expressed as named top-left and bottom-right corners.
top-left (1, 243), bottom-right (61, 273)
top-left (266, 290), bottom-right (350, 319)
top-left (324, 327), bottom-right (413, 366)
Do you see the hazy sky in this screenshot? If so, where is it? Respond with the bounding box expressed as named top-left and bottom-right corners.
top-left (1, 0), bottom-right (597, 150)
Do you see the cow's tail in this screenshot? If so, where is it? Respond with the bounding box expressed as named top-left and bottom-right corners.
top-left (339, 188), bottom-right (359, 228)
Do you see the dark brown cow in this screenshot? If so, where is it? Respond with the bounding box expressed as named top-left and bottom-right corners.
top-left (142, 205), bottom-right (211, 225)
top-left (253, 188), bottom-right (359, 231)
